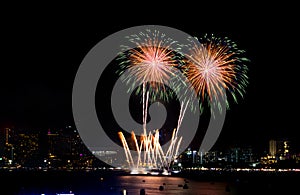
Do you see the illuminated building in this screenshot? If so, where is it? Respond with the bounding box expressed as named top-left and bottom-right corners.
top-left (91, 149), bottom-right (118, 166)
top-left (277, 140), bottom-right (291, 160)
top-left (47, 129), bottom-right (59, 158)
top-left (1, 128), bottom-right (15, 165)
top-left (0, 128), bottom-right (5, 165)
top-left (269, 139), bottom-right (277, 156)
top-left (14, 133), bottom-right (39, 167)
top-left (44, 127), bottom-right (94, 169)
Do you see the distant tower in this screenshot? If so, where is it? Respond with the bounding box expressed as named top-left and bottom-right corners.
top-left (3, 128), bottom-right (14, 165)
top-left (47, 129), bottom-right (58, 157)
top-left (269, 140), bottom-right (277, 156)
top-left (199, 151), bottom-right (203, 165)
top-left (5, 128), bottom-right (11, 145)
top-left (0, 129), bottom-right (5, 159)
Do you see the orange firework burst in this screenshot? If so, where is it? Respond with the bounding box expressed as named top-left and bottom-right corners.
top-left (184, 34), bottom-right (249, 108)
top-left (118, 30), bottom-right (184, 102)
top-left (127, 38), bottom-right (177, 91)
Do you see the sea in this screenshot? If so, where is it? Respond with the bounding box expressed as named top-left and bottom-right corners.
top-left (2, 169), bottom-right (299, 195)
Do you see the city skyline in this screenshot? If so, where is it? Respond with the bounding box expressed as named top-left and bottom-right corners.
top-left (1, 126), bottom-right (299, 170)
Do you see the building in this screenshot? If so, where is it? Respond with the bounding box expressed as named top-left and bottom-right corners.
top-left (14, 133), bottom-right (39, 167)
top-left (268, 139), bottom-right (291, 160)
top-left (177, 148), bottom-right (199, 167)
top-left (44, 127), bottom-right (95, 169)
top-left (277, 140), bottom-right (291, 160)
top-left (47, 129), bottom-right (59, 158)
top-left (0, 128), bottom-right (15, 166)
top-left (0, 128), bottom-right (6, 165)
top-left (269, 139), bottom-right (276, 156)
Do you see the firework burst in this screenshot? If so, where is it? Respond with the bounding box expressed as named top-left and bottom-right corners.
top-left (118, 30), bottom-right (184, 102)
top-left (184, 34), bottom-right (249, 112)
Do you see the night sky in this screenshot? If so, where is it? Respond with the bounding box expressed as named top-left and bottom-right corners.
top-left (1, 6), bottom-right (299, 153)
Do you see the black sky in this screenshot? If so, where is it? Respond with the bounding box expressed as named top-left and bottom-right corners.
top-left (1, 5), bottom-right (299, 152)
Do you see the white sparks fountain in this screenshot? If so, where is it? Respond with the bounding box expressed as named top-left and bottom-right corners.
top-left (118, 87), bottom-right (189, 175)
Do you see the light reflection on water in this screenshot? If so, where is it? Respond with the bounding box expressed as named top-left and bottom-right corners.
top-left (101, 175), bottom-right (232, 195)
top-left (14, 173), bottom-right (234, 195)
top-left (10, 171), bottom-right (299, 194)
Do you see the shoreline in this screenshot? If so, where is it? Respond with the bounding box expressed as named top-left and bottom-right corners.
top-left (2, 168), bottom-right (300, 178)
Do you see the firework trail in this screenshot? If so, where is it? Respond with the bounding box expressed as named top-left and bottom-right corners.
top-left (165, 100), bottom-right (189, 163)
top-left (184, 34), bottom-right (249, 112)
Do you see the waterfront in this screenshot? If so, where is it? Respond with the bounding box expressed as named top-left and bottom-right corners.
top-left (2, 169), bottom-right (300, 195)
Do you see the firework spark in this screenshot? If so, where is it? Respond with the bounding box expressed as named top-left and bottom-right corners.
top-left (184, 34), bottom-right (249, 111)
